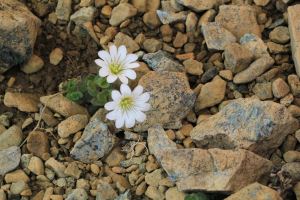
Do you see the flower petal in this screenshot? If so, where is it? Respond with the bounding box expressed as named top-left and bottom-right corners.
top-left (135, 110), bottom-right (146, 122)
top-left (136, 102), bottom-right (151, 111)
top-left (106, 110), bottom-right (119, 120)
top-left (124, 54), bottom-right (138, 64)
top-left (111, 90), bottom-right (121, 101)
top-left (120, 84), bottom-right (131, 95)
top-left (104, 101), bottom-right (116, 111)
top-left (95, 59), bottom-right (107, 67)
top-left (138, 92), bottom-right (150, 102)
top-left (133, 85), bottom-right (144, 96)
top-left (118, 45), bottom-right (127, 61)
top-left (99, 67), bottom-right (109, 77)
top-left (115, 115), bottom-right (125, 128)
top-left (126, 62), bottom-right (140, 69)
top-left (125, 114), bottom-right (135, 128)
top-left (107, 75), bottom-right (118, 83)
top-left (119, 75), bottom-right (128, 84)
top-left (109, 45), bottom-right (118, 61)
top-left (98, 50), bottom-right (111, 63)
top-left (123, 69), bottom-right (136, 80)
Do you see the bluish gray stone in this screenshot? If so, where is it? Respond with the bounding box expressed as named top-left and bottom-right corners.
top-left (0, 146), bottom-right (21, 175)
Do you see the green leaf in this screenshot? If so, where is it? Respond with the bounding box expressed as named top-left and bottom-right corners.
top-left (64, 79), bottom-right (77, 93)
top-left (185, 193), bottom-right (210, 200)
top-left (66, 91), bottom-right (84, 102)
top-left (87, 80), bottom-right (98, 97)
top-left (94, 76), bottom-right (110, 89)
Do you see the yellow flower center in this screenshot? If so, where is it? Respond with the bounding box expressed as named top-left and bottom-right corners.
top-left (119, 96), bottom-right (134, 111)
top-left (109, 63), bottom-right (123, 75)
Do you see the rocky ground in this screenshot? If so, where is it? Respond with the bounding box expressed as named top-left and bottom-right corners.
top-left (1, 0), bottom-right (300, 199)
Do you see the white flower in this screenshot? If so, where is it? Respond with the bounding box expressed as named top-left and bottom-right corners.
top-left (105, 84), bottom-right (151, 128)
top-left (95, 45), bottom-right (140, 84)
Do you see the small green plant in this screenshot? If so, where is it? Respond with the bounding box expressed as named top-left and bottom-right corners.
top-left (185, 192), bottom-right (210, 200)
top-left (63, 74), bottom-right (112, 107)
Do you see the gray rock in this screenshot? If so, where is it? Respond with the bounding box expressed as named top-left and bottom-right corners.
top-left (70, 116), bottom-right (115, 163)
top-left (114, 190), bottom-right (131, 200)
top-left (0, 146), bottom-right (21, 176)
top-left (66, 188), bottom-right (88, 200)
top-left (0, 125), bottom-right (22, 150)
top-left (70, 6), bottom-right (96, 26)
top-left (240, 33), bottom-right (269, 59)
top-left (156, 10), bottom-right (187, 24)
top-left (281, 162), bottom-right (300, 181)
top-left (134, 71), bottom-right (196, 132)
top-left (0, 0), bottom-right (41, 73)
top-left (142, 50), bottom-right (184, 72)
top-left (147, 126), bottom-right (177, 162)
top-left (161, 148), bottom-right (273, 192)
top-left (233, 56), bottom-right (274, 84)
top-left (176, 0), bottom-right (218, 12)
top-left (201, 22), bottom-right (237, 51)
top-left (191, 98), bottom-right (299, 156)
top-left (55, 0), bottom-right (72, 21)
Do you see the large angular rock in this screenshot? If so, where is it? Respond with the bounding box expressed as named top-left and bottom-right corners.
top-left (0, 125), bottom-right (22, 151)
top-left (109, 3), bottom-right (137, 26)
top-left (134, 71), bottom-right (196, 132)
top-left (0, 146), bottom-right (21, 176)
top-left (240, 33), bottom-right (269, 59)
top-left (0, 0), bottom-right (41, 73)
top-left (288, 5), bottom-right (300, 77)
top-left (191, 98), bottom-right (299, 156)
top-left (176, 0), bottom-right (218, 12)
top-left (40, 94), bottom-right (89, 118)
top-left (161, 148), bottom-right (273, 192)
top-left (70, 116), bottom-right (115, 163)
top-left (201, 22), bottom-right (237, 51)
top-left (215, 5), bottom-right (261, 39)
top-left (225, 182), bottom-right (282, 200)
top-left (142, 50), bottom-right (184, 72)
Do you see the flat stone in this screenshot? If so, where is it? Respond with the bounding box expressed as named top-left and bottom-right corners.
top-left (66, 188), bottom-right (88, 200)
top-left (216, 5), bottom-right (261, 39)
top-left (161, 148), bottom-right (272, 192)
top-left (202, 22), bottom-right (237, 51)
top-left (165, 187), bottom-right (185, 200)
top-left (27, 131), bottom-right (49, 158)
top-left (70, 115), bottom-right (115, 163)
top-left (176, 0), bottom-right (218, 12)
top-left (288, 75), bottom-right (300, 97)
top-left (58, 114), bottom-right (88, 138)
top-left (143, 11), bottom-right (161, 29)
top-left (28, 156), bottom-right (44, 175)
top-left (173, 32), bottom-right (188, 48)
top-left (272, 78), bottom-right (290, 99)
top-left (55, 0), bottom-right (72, 21)
top-left (0, 125), bottom-right (22, 150)
top-left (142, 50), bottom-right (184, 72)
top-left (70, 6), bottom-right (96, 26)
top-left (252, 82), bottom-right (273, 100)
top-left (156, 10), bottom-right (187, 24)
top-left (21, 54), bottom-right (44, 74)
top-left (143, 38), bottom-right (162, 53)
top-left (240, 33), bottom-right (269, 59)
top-left (269, 26), bottom-right (290, 44)
top-left (4, 92), bottom-right (39, 112)
top-left (281, 162), bottom-right (300, 181)
top-left (109, 3), bottom-right (137, 26)
top-left (191, 98), bottom-right (299, 156)
top-left (233, 56), bottom-right (274, 84)
top-left (145, 186), bottom-right (164, 200)
top-left (0, 0), bottom-right (41, 73)
top-left (5, 169), bottom-right (30, 183)
top-left (183, 59), bottom-right (203, 76)
top-left (283, 151), bottom-right (300, 163)
top-left (114, 32), bottom-right (140, 53)
top-left (225, 182), bottom-right (282, 200)
top-left (40, 94), bottom-right (89, 118)
top-left (45, 158), bottom-right (66, 178)
top-left (134, 71), bottom-right (196, 132)
top-left (195, 76), bottom-right (226, 111)
top-left (224, 43), bottom-right (254, 74)
top-left (0, 146), bottom-right (21, 176)
top-left (145, 169), bottom-right (164, 187)
top-left (288, 5), bottom-right (300, 77)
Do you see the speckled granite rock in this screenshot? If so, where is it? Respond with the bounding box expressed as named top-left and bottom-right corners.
top-left (191, 98), bottom-right (299, 156)
top-left (161, 148), bottom-right (273, 192)
top-left (133, 71), bottom-right (196, 132)
top-left (70, 115), bottom-right (115, 163)
top-left (0, 146), bottom-right (21, 176)
top-left (0, 0), bottom-right (41, 73)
